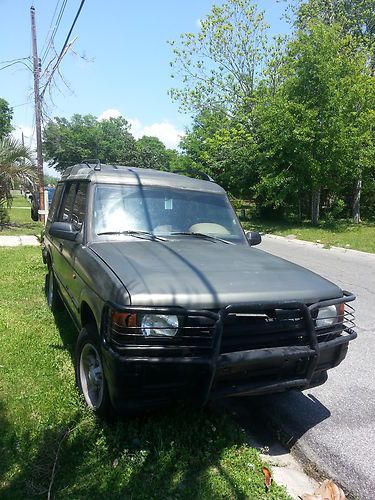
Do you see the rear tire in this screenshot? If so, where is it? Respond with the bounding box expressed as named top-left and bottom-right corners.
top-left (46, 267), bottom-right (63, 311)
top-left (75, 325), bottom-right (111, 417)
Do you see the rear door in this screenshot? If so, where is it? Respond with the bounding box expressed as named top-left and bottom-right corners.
top-left (66, 182), bottom-right (89, 311)
top-left (50, 182), bottom-right (79, 310)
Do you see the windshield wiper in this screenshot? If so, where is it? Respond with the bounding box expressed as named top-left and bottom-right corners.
top-left (97, 230), bottom-right (166, 241)
top-left (170, 231), bottom-right (232, 244)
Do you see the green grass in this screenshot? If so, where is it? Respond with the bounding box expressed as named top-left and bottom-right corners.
top-left (242, 219), bottom-right (375, 253)
top-left (0, 247), bottom-right (289, 499)
top-left (0, 192), bottom-right (43, 236)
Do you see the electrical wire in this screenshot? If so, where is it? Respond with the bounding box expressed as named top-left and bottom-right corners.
top-left (40, 0), bottom-right (62, 58)
top-left (40, 0), bottom-right (86, 99)
top-left (0, 56), bottom-right (31, 65)
top-left (0, 60), bottom-right (32, 71)
top-left (41, 0), bottom-right (69, 65)
top-left (41, 0), bottom-right (68, 64)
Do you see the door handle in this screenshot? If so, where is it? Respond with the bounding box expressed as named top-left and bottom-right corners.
top-left (59, 243), bottom-right (63, 252)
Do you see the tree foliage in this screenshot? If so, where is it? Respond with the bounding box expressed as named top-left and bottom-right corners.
top-left (169, 0), bottom-right (268, 114)
top-left (136, 136), bottom-right (173, 170)
top-left (0, 137), bottom-right (35, 224)
top-left (43, 115), bottom-right (138, 172)
top-left (171, 0), bottom-right (375, 223)
top-left (180, 108), bottom-right (257, 196)
top-left (0, 98), bottom-right (13, 139)
top-left (256, 22), bottom-right (374, 222)
top-left (293, 0), bottom-right (375, 48)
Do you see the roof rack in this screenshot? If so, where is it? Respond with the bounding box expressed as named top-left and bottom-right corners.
top-left (171, 168), bottom-right (214, 182)
top-left (81, 159), bottom-right (101, 171)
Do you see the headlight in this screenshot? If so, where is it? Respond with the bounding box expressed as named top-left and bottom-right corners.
top-left (316, 305), bottom-right (339, 328)
top-left (140, 314), bottom-right (179, 337)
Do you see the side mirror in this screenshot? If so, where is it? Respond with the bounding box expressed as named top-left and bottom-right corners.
top-left (245, 230), bottom-right (262, 246)
top-left (49, 221), bottom-right (78, 241)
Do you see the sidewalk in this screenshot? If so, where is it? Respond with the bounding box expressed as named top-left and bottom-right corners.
top-left (0, 235), bottom-right (39, 247)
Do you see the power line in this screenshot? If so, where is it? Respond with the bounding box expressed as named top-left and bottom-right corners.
top-left (0, 56), bottom-right (31, 65)
top-left (41, 0), bottom-right (68, 65)
top-left (40, 0), bottom-right (86, 99)
top-left (41, 0), bottom-right (69, 65)
top-left (40, 0), bottom-right (62, 57)
top-left (12, 101), bottom-right (32, 108)
top-left (0, 60), bottom-right (32, 72)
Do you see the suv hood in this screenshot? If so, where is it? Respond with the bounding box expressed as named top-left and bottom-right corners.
top-left (89, 239), bottom-right (341, 308)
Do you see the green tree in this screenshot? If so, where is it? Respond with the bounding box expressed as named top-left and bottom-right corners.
top-left (136, 136), bottom-right (171, 170)
top-left (180, 108), bottom-right (257, 196)
top-left (44, 174), bottom-right (60, 185)
top-left (0, 137), bottom-right (35, 225)
top-left (0, 98), bottom-right (13, 139)
top-left (255, 22), bottom-right (374, 223)
top-left (43, 115), bottom-right (138, 172)
top-left (169, 0), bottom-right (268, 115)
top-left (98, 117), bottom-right (138, 166)
top-left (290, 0), bottom-right (375, 222)
top-left (293, 0), bottom-right (374, 54)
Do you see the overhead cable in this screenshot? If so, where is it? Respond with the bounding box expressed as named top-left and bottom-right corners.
top-left (40, 0), bottom-right (86, 99)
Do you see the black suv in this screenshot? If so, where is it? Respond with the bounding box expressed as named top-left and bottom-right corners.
top-left (42, 163), bottom-right (356, 416)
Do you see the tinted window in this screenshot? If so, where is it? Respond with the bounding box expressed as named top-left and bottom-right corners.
top-left (57, 183), bottom-right (77, 223)
top-left (71, 183), bottom-right (88, 231)
top-left (47, 184), bottom-right (63, 222)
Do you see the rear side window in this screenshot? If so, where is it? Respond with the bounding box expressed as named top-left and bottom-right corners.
top-left (57, 183), bottom-right (77, 223)
top-left (71, 183), bottom-right (88, 231)
top-left (47, 184), bottom-right (63, 222)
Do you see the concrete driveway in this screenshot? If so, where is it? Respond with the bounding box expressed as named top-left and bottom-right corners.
top-left (236, 235), bottom-right (375, 499)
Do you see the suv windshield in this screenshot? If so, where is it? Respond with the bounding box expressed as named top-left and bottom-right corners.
top-left (93, 184), bottom-right (246, 243)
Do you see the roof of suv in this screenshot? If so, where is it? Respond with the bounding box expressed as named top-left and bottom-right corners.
top-left (60, 163), bottom-right (225, 194)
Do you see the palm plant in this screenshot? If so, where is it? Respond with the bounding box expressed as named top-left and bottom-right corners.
top-left (0, 136), bottom-right (36, 225)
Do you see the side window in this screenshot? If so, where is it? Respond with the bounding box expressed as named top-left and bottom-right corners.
top-left (47, 184), bottom-right (63, 222)
top-left (71, 183), bottom-right (88, 231)
top-left (57, 183), bottom-right (77, 222)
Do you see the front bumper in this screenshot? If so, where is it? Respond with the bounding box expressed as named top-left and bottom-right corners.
top-left (101, 292), bottom-right (356, 411)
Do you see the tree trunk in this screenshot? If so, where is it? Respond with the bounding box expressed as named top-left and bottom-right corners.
top-left (352, 175), bottom-right (362, 224)
top-left (311, 187), bottom-right (321, 225)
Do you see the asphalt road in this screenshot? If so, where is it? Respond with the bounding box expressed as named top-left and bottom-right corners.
top-left (234, 235), bottom-right (375, 499)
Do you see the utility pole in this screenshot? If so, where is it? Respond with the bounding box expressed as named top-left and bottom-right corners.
top-left (30, 5), bottom-right (45, 223)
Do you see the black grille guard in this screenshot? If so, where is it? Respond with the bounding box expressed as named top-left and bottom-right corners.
top-left (105, 291), bottom-right (356, 403)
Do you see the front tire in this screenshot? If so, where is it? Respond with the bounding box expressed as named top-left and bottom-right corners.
top-left (75, 325), bottom-right (111, 417)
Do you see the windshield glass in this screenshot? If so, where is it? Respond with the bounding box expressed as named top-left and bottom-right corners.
top-left (93, 184), bottom-right (246, 243)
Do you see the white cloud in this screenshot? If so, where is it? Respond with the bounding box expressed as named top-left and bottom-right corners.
top-left (44, 163), bottom-right (61, 179)
top-left (12, 125), bottom-right (35, 150)
top-left (136, 121), bottom-right (184, 149)
top-left (98, 108), bottom-right (185, 149)
top-left (97, 108), bottom-right (123, 121)
top-left (12, 125), bottom-right (61, 179)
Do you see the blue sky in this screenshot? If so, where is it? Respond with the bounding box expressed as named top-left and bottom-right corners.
top-left (1, 0), bottom-right (289, 154)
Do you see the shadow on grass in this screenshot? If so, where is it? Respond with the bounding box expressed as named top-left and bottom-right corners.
top-left (51, 307), bottom-right (77, 359)
top-left (0, 278), bottom-right (289, 498)
top-left (0, 401), bottom-right (275, 499)
top-left (42, 312), bottom-right (259, 498)
top-left (0, 401), bottom-right (14, 489)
